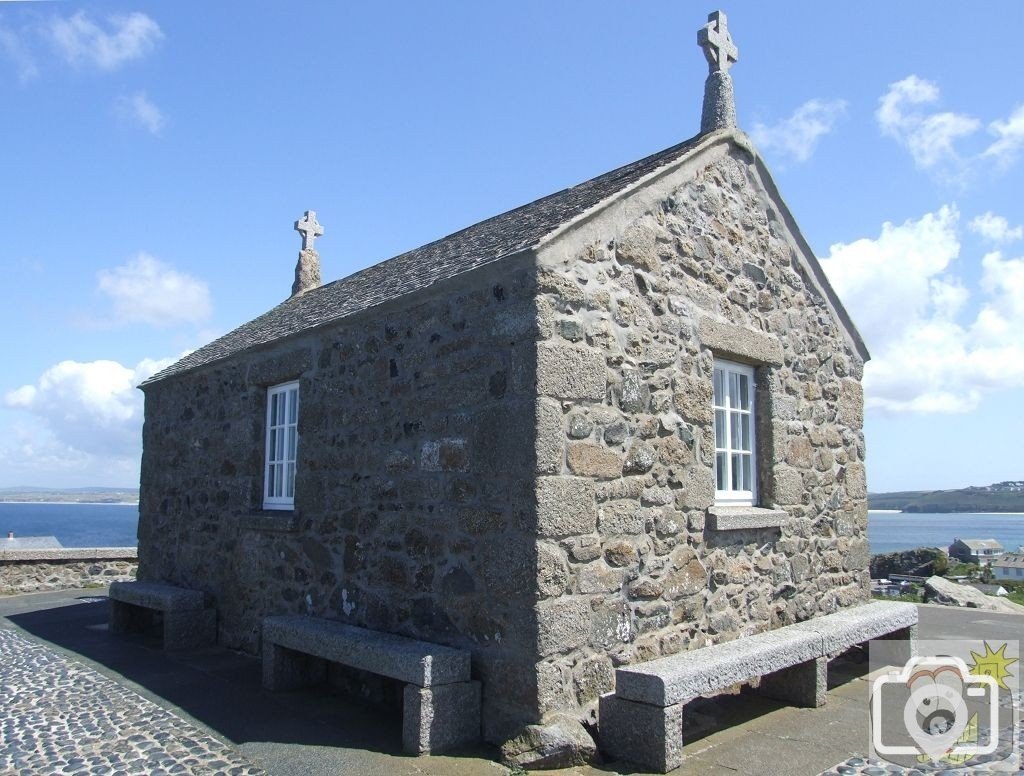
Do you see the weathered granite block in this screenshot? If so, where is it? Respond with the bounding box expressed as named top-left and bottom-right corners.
top-left (757, 656), bottom-right (828, 708)
top-left (402, 681), bottom-right (481, 754)
top-left (262, 615), bottom-right (471, 687)
top-left (536, 343), bottom-right (607, 400)
top-left (262, 641), bottom-right (328, 691)
top-left (109, 581), bottom-right (206, 611)
top-left (615, 626), bottom-right (823, 706)
top-left (707, 505), bottom-right (788, 531)
top-left (536, 477), bottom-right (596, 538)
top-left (787, 600), bottom-right (918, 656)
top-left (599, 693), bottom-right (683, 773)
top-left (536, 598), bottom-right (591, 657)
top-left (108, 581), bottom-right (216, 650)
top-left (697, 317), bottom-right (784, 366)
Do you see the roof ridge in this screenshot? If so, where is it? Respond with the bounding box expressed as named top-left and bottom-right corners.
top-left (142, 132), bottom-right (710, 386)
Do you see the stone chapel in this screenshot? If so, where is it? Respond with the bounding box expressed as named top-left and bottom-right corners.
top-left (135, 9), bottom-right (894, 762)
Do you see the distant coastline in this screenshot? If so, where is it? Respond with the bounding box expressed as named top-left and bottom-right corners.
top-left (869, 480), bottom-right (1024, 513)
top-left (0, 500), bottom-right (139, 506)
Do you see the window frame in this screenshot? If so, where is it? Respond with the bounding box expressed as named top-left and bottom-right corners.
top-left (263, 380), bottom-right (300, 511)
top-left (712, 359), bottom-right (757, 506)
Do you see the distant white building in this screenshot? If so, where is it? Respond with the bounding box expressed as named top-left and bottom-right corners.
top-left (992, 553), bottom-right (1024, 582)
top-left (0, 532), bottom-right (62, 550)
top-left (949, 538), bottom-right (1005, 566)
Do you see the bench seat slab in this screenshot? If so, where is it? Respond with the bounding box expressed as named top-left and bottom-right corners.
top-left (616, 628), bottom-right (823, 706)
top-left (788, 601), bottom-right (918, 656)
top-left (402, 681), bottom-right (481, 755)
top-left (599, 693), bottom-right (683, 774)
top-left (263, 615), bottom-right (470, 687)
top-left (108, 581), bottom-right (206, 611)
top-left (108, 582), bottom-right (216, 650)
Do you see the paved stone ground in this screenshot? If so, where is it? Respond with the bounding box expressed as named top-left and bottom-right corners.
top-left (819, 687), bottom-right (1022, 775)
top-left (0, 593), bottom-right (1020, 776)
top-left (0, 629), bottom-right (265, 776)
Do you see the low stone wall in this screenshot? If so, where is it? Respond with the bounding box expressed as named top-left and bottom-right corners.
top-left (0, 548), bottom-right (138, 595)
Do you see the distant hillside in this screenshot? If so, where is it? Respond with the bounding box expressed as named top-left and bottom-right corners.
top-left (869, 481), bottom-right (1024, 513)
top-left (0, 487), bottom-right (139, 504)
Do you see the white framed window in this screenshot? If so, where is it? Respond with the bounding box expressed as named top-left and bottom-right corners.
top-left (264, 381), bottom-right (299, 510)
top-left (713, 360), bottom-right (756, 505)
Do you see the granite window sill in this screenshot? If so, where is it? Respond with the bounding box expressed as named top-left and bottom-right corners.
top-left (707, 506), bottom-right (788, 531)
top-left (239, 513), bottom-right (300, 533)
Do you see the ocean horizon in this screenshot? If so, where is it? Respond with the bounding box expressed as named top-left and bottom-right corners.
top-left (2, 502), bottom-right (1023, 555)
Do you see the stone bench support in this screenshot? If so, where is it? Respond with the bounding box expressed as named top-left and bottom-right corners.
top-left (108, 581), bottom-right (216, 651)
top-left (600, 601), bottom-right (918, 773)
top-left (262, 615), bottom-right (480, 755)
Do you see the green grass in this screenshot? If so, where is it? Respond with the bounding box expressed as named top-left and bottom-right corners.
top-left (872, 591), bottom-right (923, 603)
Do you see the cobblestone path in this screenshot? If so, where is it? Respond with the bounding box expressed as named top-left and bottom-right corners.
top-left (819, 691), bottom-right (1022, 775)
top-left (0, 629), bottom-right (265, 776)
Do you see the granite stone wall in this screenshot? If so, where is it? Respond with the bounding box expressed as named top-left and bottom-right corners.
top-left (138, 258), bottom-right (543, 741)
top-left (0, 548), bottom-right (138, 594)
top-left (528, 146), bottom-right (869, 723)
top-left (137, 138), bottom-right (870, 743)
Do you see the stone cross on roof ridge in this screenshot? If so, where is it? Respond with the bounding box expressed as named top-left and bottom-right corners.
top-left (698, 10), bottom-right (738, 73)
top-left (295, 210), bottom-right (324, 252)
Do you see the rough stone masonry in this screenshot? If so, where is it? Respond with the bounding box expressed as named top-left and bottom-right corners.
top-left (136, 10), bottom-right (871, 751)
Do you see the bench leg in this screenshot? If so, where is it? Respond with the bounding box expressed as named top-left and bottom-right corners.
top-left (873, 623), bottom-right (918, 668)
top-left (758, 656), bottom-right (828, 708)
top-left (599, 693), bottom-right (684, 773)
top-left (402, 681), bottom-right (481, 755)
top-left (262, 640), bottom-right (327, 692)
top-left (163, 608), bottom-right (217, 650)
top-left (108, 600), bottom-right (140, 635)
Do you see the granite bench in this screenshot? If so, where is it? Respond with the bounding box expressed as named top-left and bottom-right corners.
top-left (599, 600), bottom-right (918, 773)
top-left (108, 581), bottom-right (217, 650)
top-left (262, 614), bottom-right (480, 755)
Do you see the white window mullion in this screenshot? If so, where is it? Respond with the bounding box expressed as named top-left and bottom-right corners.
top-left (713, 360), bottom-right (756, 506)
top-left (264, 381), bottom-right (299, 510)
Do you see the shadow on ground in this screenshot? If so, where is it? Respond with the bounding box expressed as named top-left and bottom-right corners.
top-left (4, 593), bottom-right (498, 770)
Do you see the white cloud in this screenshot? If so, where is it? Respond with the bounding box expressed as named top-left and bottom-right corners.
top-left (116, 91), bottom-right (165, 135)
top-left (49, 11), bottom-right (162, 71)
top-left (97, 254), bottom-right (211, 327)
top-left (969, 212), bottom-right (1024, 244)
top-left (3, 356), bottom-right (174, 460)
top-left (750, 98), bottom-right (847, 165)
top-left (876, 75), bottom-right (980, 171)
top-left (821, 206), bottom-right (1024, 413)
top-left (984, 104), bottom-right (1024, 167)
top-left (0, 22), bottom-right (39, 83)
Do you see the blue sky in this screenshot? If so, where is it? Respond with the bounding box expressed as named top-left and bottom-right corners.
top-left (1, 1), bottom-right (1022, 492)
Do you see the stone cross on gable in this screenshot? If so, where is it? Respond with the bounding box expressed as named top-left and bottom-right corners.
top-left (294, 210), bottom-right (324, 252)
top-left (698, 10), bottom-right (738, 73)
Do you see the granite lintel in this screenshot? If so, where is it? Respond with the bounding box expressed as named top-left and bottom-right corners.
top-left (239, 513), bottom-right (300, 533)
top-left (707, 506), bottom-right (788, 531)
top-left (697, 317), bottom-right (783, 367)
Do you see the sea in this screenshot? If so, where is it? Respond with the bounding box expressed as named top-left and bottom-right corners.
top-left (0, 502), bottom-right (139, 548)
top-left (1, 502), bottom-right (1023, 555)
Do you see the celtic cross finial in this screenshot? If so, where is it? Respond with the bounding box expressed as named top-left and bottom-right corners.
top-left (698, 11), bottom-right (738, 74)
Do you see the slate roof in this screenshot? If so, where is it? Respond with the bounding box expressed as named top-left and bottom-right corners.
top-left (143, 133), bottom-right (707, 385)
top-left (954, 539), bottom-right (1004, 551)
top-left (994, 553), bottom-right (1024, 568)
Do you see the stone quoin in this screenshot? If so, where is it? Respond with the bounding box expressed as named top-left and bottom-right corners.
top-left (134, 7), bottom-right (890, 764)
